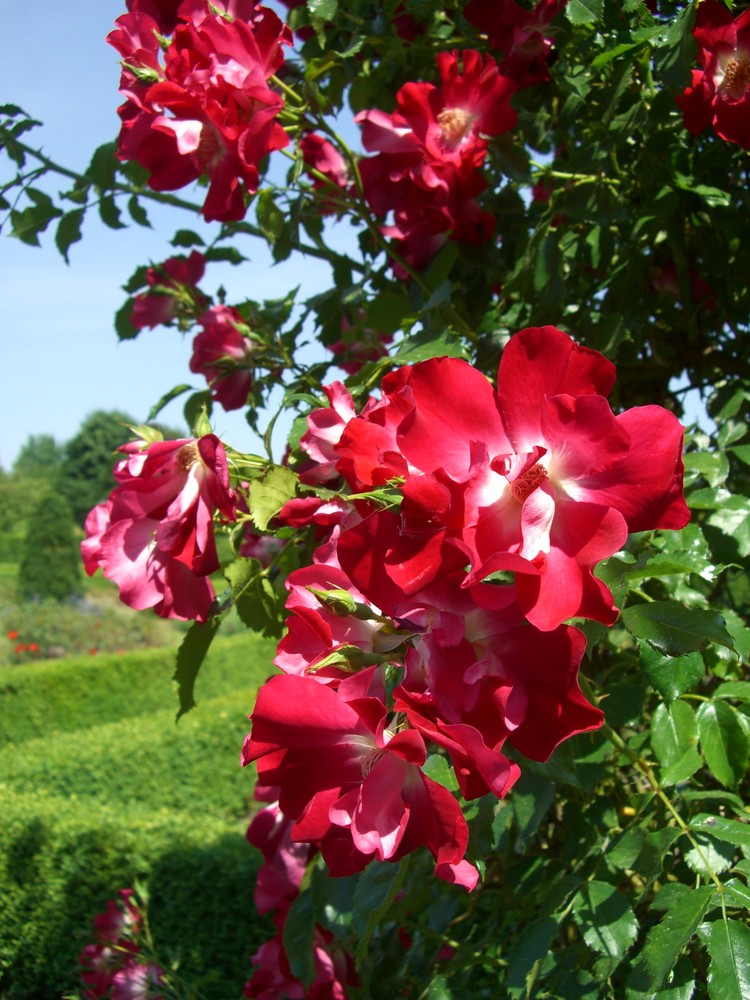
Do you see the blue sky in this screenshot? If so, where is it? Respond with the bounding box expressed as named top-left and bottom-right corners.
top-left (0, 1), bottom-right (340, 470)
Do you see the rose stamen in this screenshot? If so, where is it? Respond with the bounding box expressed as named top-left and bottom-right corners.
top-left (175, 442), bottom-right (200, 473)
top-left (437, 107), bottom-right (476, 146)
top-left (510, 463), bottom-right (549, 503)
top-left (720, 54), bottom-right (750, 100)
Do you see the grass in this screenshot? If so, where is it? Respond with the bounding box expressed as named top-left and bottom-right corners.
top-left (0, 630), bottom-right (279, 1000)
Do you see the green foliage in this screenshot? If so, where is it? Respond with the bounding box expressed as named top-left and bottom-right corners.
top-left (16, 490), bottom-right (81, 602)
top-left (0, 633), bottom-right (276, 999)
top-left (11, 434), bottom-right (63, 479)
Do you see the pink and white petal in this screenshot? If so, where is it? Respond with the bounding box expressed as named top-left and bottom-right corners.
top-left (574, 406), bottom-right (690, 531)
top-left (397, 357), bottom-right (509, 478)
top-left (497, 326), bottom-right (616, 452)
top-left (516, 501), bottom-right (628, 630)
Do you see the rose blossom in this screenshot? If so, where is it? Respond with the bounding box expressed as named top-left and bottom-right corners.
top-left (108, 3), bottom-right (292, 221)
top-left (334, 325), bottom-right (689, 631)
top-left (130, 250), bottom-right (207, 330)
top-left (677, 0), bottom-right (750, 149)
top-left (242, 668), bottom-right (480, 889)
top-left (82, 434), bottom-right (236, 621)
top-left (190, 305), bottom-right (259, 410)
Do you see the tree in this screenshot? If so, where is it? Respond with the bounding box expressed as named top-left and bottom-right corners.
top-left (17, 490), bottom-right (81, 602)
top-left (12, 434), bottom-right (63, 480)
top-left (56, 410), bottom-right (134, 525)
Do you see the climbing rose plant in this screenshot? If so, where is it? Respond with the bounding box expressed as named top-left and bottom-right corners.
top-left (3, 1), bottom-right (750, 997)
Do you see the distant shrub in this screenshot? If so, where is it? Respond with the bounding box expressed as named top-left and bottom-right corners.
top-left (17, 491), bottom-right (81, 603)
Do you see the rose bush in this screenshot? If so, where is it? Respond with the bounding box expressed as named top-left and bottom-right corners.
top-left (3, 1), bottom-right (750, 997)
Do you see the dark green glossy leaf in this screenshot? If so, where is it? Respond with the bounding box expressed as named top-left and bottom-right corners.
top-left (622, 602), bottom-right (735, 656)
top-left (697, 700), bottom-right (750, 788)
top-left (566, 0), bottom-right (603, 25)
top-left (283, 889), bottom-right (316, 986)
top-left (640, 643), bottom-right (704, 703)
top-left (307, 0), bottom-right (337, 21)
top-left (701, 918), bottom-right (750, 1000)
top-left (147, 384), bottom-right (192, 422)
top-left (571, 881), bottom-right (638, 960)
top-left (639, 884), bottom-right (713, 991)
top-left (353, 861), bottom-right (407, 967)
top-left (54, 208), bottom-right (84, 262)
top-left (173, 618), bottom-right (220, 719)
top-left (225, 557), bottom-right (283, 639)
top-left (651, 701), bottom-right (698, 768)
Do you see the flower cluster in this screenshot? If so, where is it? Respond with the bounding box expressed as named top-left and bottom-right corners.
top-left (677, 0), bottom-right (750, 149)
top-left (82, 434), bottom-right (236, 622)
top-left (108, 0), bottom-right (292, 220)
top-left (78, 889), bottom-right (164, 1000)
top-left (243, 786), bottom-right (358, 998)
top-left (242, 326), bottom-right (690, 887)
top-left (463, 0), bottom-right (567, 89)
top-left (356, 49), bottom-right (518, 272)
top-left (189, 304), bottom-right (260, 410)
top-left (130, 250), bottom-right (208, 331)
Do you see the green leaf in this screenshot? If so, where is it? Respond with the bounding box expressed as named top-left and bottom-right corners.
top-left (203, 245), bottom-right (246, 264)
top-left (640, 643), bottom-right (704, 703)
top-left (364, 293), bottom-right (412, 335)
top-left (715, 680), bottom-right (750, 703)
top-left (701, 918), bottom-right (750, 1000)
top-left (566, 0), bottom-right (603, 25)
top-left (659, 746), bottom-right (702, 787)
top-left (86, 142), bottom-right (118, 190)
top-left (422, 753), bottom-right (458, 791)
top-left (571, 880), bottom-right (638, 960)
top-left (311, 867), bottom-right (356, 936)
top-left (183, 390), bottom-right (212, 434)
top-left (127, 196), bottom-right (150, 228)
top-left (697, 701), bottom-right (750, 788)
top-left (684, 833), bottom-right (735, 877)
top-left (506, 916), bottom-right (559, 998)
top-left (393, 331), bottom-right (470, 364)
top-left (10, 197), bottom-right (62, 246)
top-left (689, 814), bottom-right (750, 851)
top-left (256, 189), bottom-right (285, 242)
top-left (173, 619), bottom-right (220, 720)
top-left (171, 229), bottom-right (205, 248)
top-left (307, 0), bottom-right (337, 21)
top-left (147, 384), bottom-right (192, 422)
top-left (533, 232), bottom-right (564, 306)
top-left (621, 601), bottom-right (735, 656)
top-left (511, 772), bottom-right (555, 847)
top-left (651, 700), bottom-right (698, 768)
top-left (115, 298), bottom-right (138, 341)
top-left (54, 208), bottom-right (85, 263)
top-left (720, 878), bottom-right (750, 911)
top-left (283, 889), bottom-right (316, 987)
top-left (249, 465), bottom-right (298, 532)
top-left (99, 194), bottom-right (126, 229)
top-left (225, 557), bottom-right (283, 638)
top-left (639, 884), bottom-right (714, 991)
top-left (353, 861), bottom-right (407, 967)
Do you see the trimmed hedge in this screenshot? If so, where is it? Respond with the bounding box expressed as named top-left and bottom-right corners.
top-left (0, 632), bottom-right (278, 999)
top-left (0, 631), bottom-right (277, 746)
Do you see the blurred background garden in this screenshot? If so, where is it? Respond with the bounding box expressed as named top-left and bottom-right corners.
top-left (0, 413), bottom-right (274, 999)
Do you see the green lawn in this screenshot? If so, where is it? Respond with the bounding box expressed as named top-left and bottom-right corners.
top-left (0, 631), bottom-right (278, 1000)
